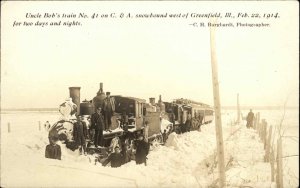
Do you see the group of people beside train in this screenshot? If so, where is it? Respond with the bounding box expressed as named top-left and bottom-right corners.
top-left (102, 134), bottom-right (150, 167)
top-left (45, 102), bottom-right (150, 167)
top-left (168, 110), bottom-right (204, 134)
top-left (88, 105), bottom-right (150, 167)
top-left (45, 115), bottom-right (150, 168)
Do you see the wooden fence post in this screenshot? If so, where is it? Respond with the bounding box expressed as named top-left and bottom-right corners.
top-left (270, 147), bottom-right (275, 182)
top-left (263, 121), bottom-right (267, 149)
top-left (254, 113), bottom-right (257, 129)
top-left (257, 121), bottom-right (260, 138)
top-left (260, 119), bottom-right (266, 141)
top-left (276, 138), bottom-right (284, 188)
top-left (256, 119), bottom-right (259, 134)
top-left (259, 120), bottom-right (263, 140)
top-left (256, 112), bottom-right (260, 131)
top-left (38, 121), bottom-right (41, 131)
top-left (264, 126), bottom-right (272, 162)
top-left (8, 123), bottom-right (11, 133)
top-left (261, 123), bottom-right (264, 141)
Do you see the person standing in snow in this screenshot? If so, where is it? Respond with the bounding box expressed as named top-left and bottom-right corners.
top-left (129, 140), bottom-right (136, 161)
top-left (143, 121), bottom-right (149, 142)
top-left (122, 138), bottom-right (132, 164)
top-left (135, 135), bottom-right (150, 166)
top-left (179, 107), bottom-right (186, 133)
top-left (102, 92), bottom-right (115, 131)
top-left (185, 112), bottom-right (192, 132)
top-left (121, 111), bottom-right (129, 132)
top-left (87, 117), bottom-right (94, 144)
top-left (48, 126), bottom-right (59, 144)
top-left (73, 115), bottom-right (88, 155)
top-left (91, 107), bottom-right (105, 148)
top-left (169, 112), bottom-right (176, 129)
top-left (45, 136), bottom-right (61, 160)
top-left (162, 129), bottom-right (168, 144)
top-left (246, 109), bottom-right (255, 128)
top-left (102, 146), bottom-right (123, 168)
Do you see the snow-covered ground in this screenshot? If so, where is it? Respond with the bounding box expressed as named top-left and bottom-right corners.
top-left (1, 109), bottom-right (298, 187)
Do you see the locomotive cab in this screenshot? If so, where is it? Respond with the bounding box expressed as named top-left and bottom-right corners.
top-left (113, 95), bottom-right (146, 132)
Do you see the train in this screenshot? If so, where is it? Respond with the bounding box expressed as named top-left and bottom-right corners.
top-left (49, 83), bottom-right (214, 153)
top-left (164, 98), bottom-right (214, 133)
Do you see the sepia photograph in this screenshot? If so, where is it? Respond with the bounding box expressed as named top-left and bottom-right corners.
top-left (1, 1), bottom-right (299, 187)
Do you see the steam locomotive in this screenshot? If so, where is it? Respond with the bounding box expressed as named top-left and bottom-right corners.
top-left (49, 83), bottom-right (214, 151)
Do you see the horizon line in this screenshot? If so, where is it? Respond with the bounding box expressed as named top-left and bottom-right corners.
top-left (1, 106), bottom-right (298, 111)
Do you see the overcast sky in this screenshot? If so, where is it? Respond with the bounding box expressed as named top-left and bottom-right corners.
top-left (1, 1), bottom-right (299, 109)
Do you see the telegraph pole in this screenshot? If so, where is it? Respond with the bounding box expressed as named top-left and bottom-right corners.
top-left (209, 20), bottom-right (226, 187)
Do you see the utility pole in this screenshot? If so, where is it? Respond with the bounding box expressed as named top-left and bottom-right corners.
top-left (209, 20), bottom-right (226, 187)
top-left (237, 93), bottom-right (241, 124)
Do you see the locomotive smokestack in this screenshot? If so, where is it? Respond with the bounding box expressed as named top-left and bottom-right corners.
top-left (100, 82), bottom-right (103, 92)
top-left (97, 82), bottom-right (104, 94)
top-left (158, 95), bottom-right (165, 112)
top-left (149, 98), bottom-right (155, 106)
top-left (69, 87), bottom-right (81, 115)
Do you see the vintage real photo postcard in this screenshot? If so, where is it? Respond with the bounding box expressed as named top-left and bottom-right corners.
top-left (1, 1), bottom-right (299, 187)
